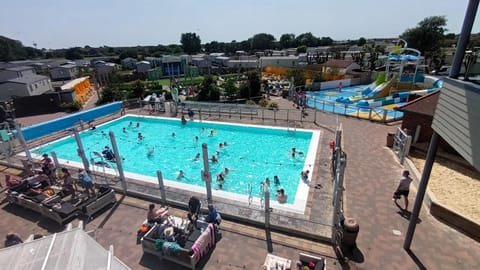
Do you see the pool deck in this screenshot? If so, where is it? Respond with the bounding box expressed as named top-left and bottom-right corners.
top-left (4, 97), bottom-right (480, 269)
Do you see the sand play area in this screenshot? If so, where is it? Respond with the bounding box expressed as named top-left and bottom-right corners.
top-left (410, 150), bottom-right (480, 223)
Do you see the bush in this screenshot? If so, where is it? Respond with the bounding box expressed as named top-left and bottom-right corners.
top-left (246, 100), bottom-right (256, 105)
top-left (258, 98), bottom-right (269, 107)
top-left (268, 102), bottom-right (279, 110)
top-left (60, 101), bottom-right (82, 112)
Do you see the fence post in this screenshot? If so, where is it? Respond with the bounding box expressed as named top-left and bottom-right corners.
top-left (157, 170), bottom-right (167, 206)
top-left (201, 143), bottom-right (213, 204)
top-left (322, 100), bottom-right (325, 111)
top-left (250, 109), bottom-right (253, 120)
top-left (240, 108), bottom-right (242, 119)
top-left (109, 131), bottom-right (127, 193)
top-left (344, 104), bottom-right (347, 115)
top-left (287, 109), bottom-right (289, 122)
top-left (383, 110), bottom-right (388, 122)
top-left (262, 108), bottom-right (264, 121)
top-left (73, 128), bottom-right (90, 173)
top-left (199, 109), bottom-right (202, 121)
top-left (14, 121), bottom-right (32, 162)
top-left (368, 109), bottom-right (372, 120)
top-left (51, 151), bottom-right (60, 170)
top-left (264, 186), bottom-right (270, 229)
top-left (274, 109), bottom-right (277, 122)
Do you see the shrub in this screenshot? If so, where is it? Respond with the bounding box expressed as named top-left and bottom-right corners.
top-left (268, 102), bottom-right (279, 110)
top-left (246, 100), bottom-right (256, 105)
top-left (258, 98), bottom-right (269, 107)
top-left (60, 101), bottom-right (82, 112)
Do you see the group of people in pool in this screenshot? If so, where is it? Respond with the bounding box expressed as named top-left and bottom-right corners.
top-left (261, 176), bottom-right (288, 203)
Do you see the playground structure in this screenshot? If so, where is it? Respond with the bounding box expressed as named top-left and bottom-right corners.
top-left (307, 46), bottom-right (443, 121)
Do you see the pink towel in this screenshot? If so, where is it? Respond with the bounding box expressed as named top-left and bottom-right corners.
top-left (208, 223), bottom-right (215, 245)
top-left (191, 243), bottom-right (200, 260)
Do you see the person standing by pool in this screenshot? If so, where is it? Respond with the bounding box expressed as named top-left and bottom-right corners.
top-left (188, 108), bottom-right (195, 120)
top-left (338, 82), bottom-right (343, 92)
top-left (216, 173), bottom-right (224, 189)
top-left (181, 115), bottom-right (187, 125)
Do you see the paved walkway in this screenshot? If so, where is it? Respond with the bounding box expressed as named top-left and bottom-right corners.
top-left (4, 96), bottom-right (480, 269)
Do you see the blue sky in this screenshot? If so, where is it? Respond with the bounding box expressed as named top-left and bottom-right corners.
top-left (1, 0), bottom-right (479, 49)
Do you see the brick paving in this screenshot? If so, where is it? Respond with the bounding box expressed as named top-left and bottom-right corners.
top-left (2, 96), bottom-right (480, 269)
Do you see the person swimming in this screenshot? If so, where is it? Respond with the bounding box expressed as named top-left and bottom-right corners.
top-left (273, 175), bottom-right (280, 185)
top-left (172, 132), bottom-right (176, 137)
top-left (136, 122), bottom-right (140, 128)
top-left (194, 136), bottom-right (199, 142)
top-left (123, 127), bottom-right (127, 133)
top-left (194, 153), bottom-right (200, 161)
top-left (224, 168), bottom-right (229, 176)
top-left (209, 130), bottom-right (215, 137)
top-left (128, 121), bottom-right (133, 128)
top-left (216, 173), bottom-right (225, 189)
top-left (177, 170), bottom-right (185, 180)
top-left (211, 155), bottom-right (218, 163)
top-left (219, 143), bottom-right (223, 148)
top-left (147, 146), bottom-right (155, 157)
top-left (102, 146), bottom-right (115, 162)
top-left (138, 133), bottom-right (144, 140)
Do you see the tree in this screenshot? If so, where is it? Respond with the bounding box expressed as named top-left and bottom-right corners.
top-left (132, 80), bottom-right (145, 98)
top-left (65, 47), bottom-right (83, 60)
top-left (296, 45), bottom-right (307, 54)
top-left (400, 16), bottom-right (447, 62)
top-left (224, 79), bottom-right (238, 100)
top-left (197, 75), bottom-right (219, 101)
top-left (180, 33), bottom-right (201, 54)
top-left (295, 32), bottom-right (318, 47)
top-left (287, 69), bottom-right (305, 87)
top-left (250, 33), bottom-right (275, 50)
top-left (357, 37), bottom-right (367, 46)
top-left (279, 34), bottom-right (296, 49)
top-left (318, 37), bottom-right (334, 46)
top-left (239, 71), bottom-right (261, 99)
top-left (119, 49), bottom-right (138, 60)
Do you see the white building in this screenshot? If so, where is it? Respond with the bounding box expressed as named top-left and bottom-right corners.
top-left (50, 64), bottom-right (78, 81)
top-left (226, 60), bottom-right (258, 69)
top-left (0, 74), bottom-right (53, 101)
top-left (259, 56), bottom-right (300, 69)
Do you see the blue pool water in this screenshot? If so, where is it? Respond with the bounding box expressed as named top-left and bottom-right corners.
top-left (306, 85), bottom-right (404, 119)
top-left (33, 116), bottom-right (315, 204)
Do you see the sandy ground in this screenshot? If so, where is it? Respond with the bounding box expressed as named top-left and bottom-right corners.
top-left (410, 152), bottom-right (480, 223)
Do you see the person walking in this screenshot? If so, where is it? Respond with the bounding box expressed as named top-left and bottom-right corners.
top-left (393, 170), bottom-right (413, 211)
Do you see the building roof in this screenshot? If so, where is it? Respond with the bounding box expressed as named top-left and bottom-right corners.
top-left (6, 74), bottom-right (49, 84)
top-left (136, 61), bottom-right (150, 65)
top-left (5, 66), bottom-right (34, 72)
top-left (323, 60), bottom-right (356, 68)
top-left (395, 91), bottom-right (440, 117)
top-left (52, 64), bottom-right (76, 69)
top-left (60, 76), bottom-right (90, 90)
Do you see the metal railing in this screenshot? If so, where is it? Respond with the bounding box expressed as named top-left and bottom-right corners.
top-left (393, 127), bottom-right (412, 164)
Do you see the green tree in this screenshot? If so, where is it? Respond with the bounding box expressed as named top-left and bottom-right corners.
top-left (357, 37), bottom-right (367, 46)
top-left (224, 79), bottom-right (238, 100)
top-left (119, 49), bottom-right (138, 60)
top-left (287, 69), bottom-right (305, 87)
top-left (65, 47), bottom-right (84, 60)
top-left (295, 32), bottom-right (318, 47)
top-left (279, 33), bottom-right (296, 49)
top-left (296, 45), bottom-right (307, 54)
top-left (180, 32), bottom-right (201, 54)
top-left (238, 71), bottom-right (261, 99)
top-left (132, 80), bottom-right (145, 98)
top-left (197, 75), bottom-right (219, 101)
top-left (251, 33), bottom-right (275, 50)
top-left (318, 37), bottom-right (334, 46)
top-left (400, 16), bottom-right (447, 62)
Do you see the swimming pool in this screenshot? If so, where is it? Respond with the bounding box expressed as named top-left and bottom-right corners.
top-left (32, 115), bottom-right (320, 211)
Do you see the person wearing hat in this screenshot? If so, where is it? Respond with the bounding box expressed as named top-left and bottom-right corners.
top-left (393, 170), bottom-right (413, 211)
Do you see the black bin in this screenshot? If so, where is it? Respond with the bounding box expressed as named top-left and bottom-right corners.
top-left (342, 217), bottom-right (359, 248)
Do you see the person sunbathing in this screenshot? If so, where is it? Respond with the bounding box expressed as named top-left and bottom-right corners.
top-left (147, 203), bottom-right (167, 223)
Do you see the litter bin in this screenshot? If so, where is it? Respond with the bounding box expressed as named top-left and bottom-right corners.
top-left (342, 217), bottom-right (359, 248)
top-left (386, 132), bottom-right (395, 147)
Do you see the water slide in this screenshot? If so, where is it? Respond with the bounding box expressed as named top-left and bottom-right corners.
top-left (363, 78), bottom-right (395, 99)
